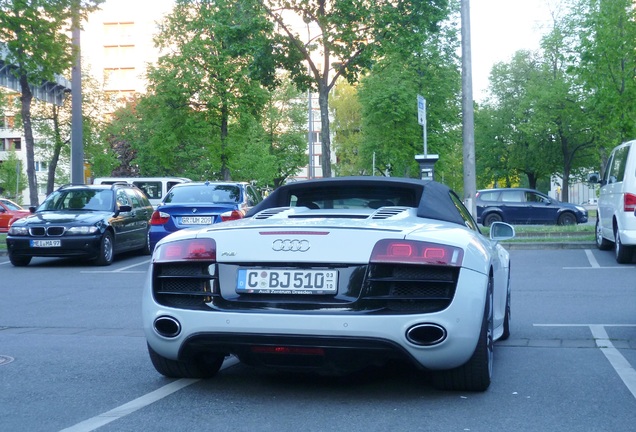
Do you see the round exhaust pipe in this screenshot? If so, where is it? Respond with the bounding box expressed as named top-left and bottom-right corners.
top-left (154, 316), bottom-right (181, 338)
top-left (406, 323), bottom-right (447, 346)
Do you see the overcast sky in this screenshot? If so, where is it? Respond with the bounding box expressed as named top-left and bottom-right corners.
top-left (469, 0), bottom-right (560, 101)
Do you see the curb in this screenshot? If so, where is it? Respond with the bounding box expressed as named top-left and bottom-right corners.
top-left (502, 242), bottom-right (596, 250)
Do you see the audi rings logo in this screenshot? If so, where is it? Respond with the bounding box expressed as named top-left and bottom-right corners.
top-left (272, 239), bottom-right (310, 252)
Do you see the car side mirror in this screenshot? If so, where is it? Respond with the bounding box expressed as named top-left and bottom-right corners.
top-left (588, 173), bottom-right (600, 184)
top-left (489, 222), bottom-right (515, 241)
top-left (117, 205), bottom-right (132, 214)
top-left (29, 206), bottom-right (36, 213)
top-left (0, 207), bottom-right (5, 213)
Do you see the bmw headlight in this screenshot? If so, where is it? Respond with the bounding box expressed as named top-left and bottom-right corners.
top-left (575, 205), bottom-right (586, 213)
top-left (66, 226), bottom-right (99, 235)
top-left (8, 226), bottom-right (28, 235)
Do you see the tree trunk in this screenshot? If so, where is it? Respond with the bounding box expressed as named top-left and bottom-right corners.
top-left (318, 83), bottom-right (331, 178)
top-left (220, 102), bottom-right (230, 180)
top-left (19, 73), bottom-right (39, 206)
top-left (47, 104), bottom-right (63, 194)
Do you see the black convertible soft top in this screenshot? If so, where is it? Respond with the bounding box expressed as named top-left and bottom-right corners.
top-left (247, 177), bottom-right (468, 226)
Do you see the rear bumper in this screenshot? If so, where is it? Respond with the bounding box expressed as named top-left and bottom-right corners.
top-left (143, 268), bottom-right (489, 371)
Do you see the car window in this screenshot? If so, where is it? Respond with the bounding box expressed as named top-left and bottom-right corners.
top-left (116, 189), bottom-right (131, 207)
top-left (1, 200), bottom-right (22, 211)
top-left (500, 191), bottom-right (524, 202)
top-left (478, 191), bottom-right (499, 202)
top-left (126, 189), bottom-right (142, 209)
top-left (165, 185), bottom-right (241, 204)
top-left (290, 186), bottom-right (416, 209)
top-left (607, 145), bottom-right (629, 184)
top-left (132, 188), bottom-right (152, 208)
top-left (246, 185), bottom-right (261, 206)
top-left (133, 181), bottom-right (162, 200)
top-left (525, 192), bottom-right (548, 203)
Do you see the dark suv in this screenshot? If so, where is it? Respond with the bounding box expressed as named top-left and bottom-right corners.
top-left (476, 188), bottom-right (588, 226)
top-left (6, 183), bottom-right (153, 266)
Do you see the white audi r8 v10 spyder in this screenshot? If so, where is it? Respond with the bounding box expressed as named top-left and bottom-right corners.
top-left (142, 177), bottom-right (515, 391)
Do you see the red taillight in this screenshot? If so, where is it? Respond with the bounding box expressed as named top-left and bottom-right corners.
top-left (155, 238), bottom-right (216, 262)
top-left (220, 209), bottom-right (244, 222)
top-left (624, 193), bottom-right (636, 212)
top-left (150, 210), bottom-right (170, 226)
top-left (370, 239), bottom-right (463, 266)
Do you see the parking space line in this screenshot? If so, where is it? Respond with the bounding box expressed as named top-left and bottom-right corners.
top-left (590, 325), bottom-right (636, 400)
top-left (81, 259), bottom-right (151, 274)
top-left (59, 357), bottom-right (239, 432)
top-left (563, 249), bottom-right (636, 269)
top-left (535, 324), bottom-right (636, 400)
top-left (584, 249), bottom-right (600, 268)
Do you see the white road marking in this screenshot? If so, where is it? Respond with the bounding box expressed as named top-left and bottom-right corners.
top-left (584, 249), bottom-right (600, 268)
top-left (59, 357), bottom-right (239, 432)
top-left (590, 325), bottom-right (636, 400)
top-left (81, 259), bottom-right (151, 274)
top-left (535, 324), bottom-right (636, 400)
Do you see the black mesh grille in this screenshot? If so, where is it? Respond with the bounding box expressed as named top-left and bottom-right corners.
top-left (153, 261), bottom-right (217, 310)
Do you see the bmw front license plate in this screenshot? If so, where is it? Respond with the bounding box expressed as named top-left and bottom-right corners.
top-left (181, 216), bottom-right (212, 225)
top-left (30, 239), bottom-right (61, 248)
top-left (236, 269), bottom-right (338, 294)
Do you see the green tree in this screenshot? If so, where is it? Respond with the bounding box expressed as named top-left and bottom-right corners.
top-left (0, 150), bottom-right (27, 202)
top-left (570, 0), bottom-right (636, 171)
top-left (261, 0), bottom-right (451, 178)
top-left (355, 9), bottom-right (463, 189)
top-left (330, 80), bottom-right (364, 176)
top-left (0, 0), bottom-right (104, 205)
top-left (143, 0), bottom-right (276, 180)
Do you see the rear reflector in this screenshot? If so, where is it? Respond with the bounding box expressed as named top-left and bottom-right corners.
top-left (251, 346), bottom-right (325, 356)
top-left (370, 239), bottom-right (463, 266)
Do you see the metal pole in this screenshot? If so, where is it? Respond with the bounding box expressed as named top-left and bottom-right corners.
top-left (461, 0), bottom-right (477, 217)
top-left (71, 3), bottom-right (84, 184)
top-left (308, 89), bottom-right (313, 179)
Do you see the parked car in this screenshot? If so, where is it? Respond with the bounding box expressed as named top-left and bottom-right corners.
top-left (93, 176), bottom-right (191, 208)
top-left (590, 139), bottom-right (636, 263)
top-left (143, 176), bottom-right (515, 392)
top-left (476, 188), bottom-right (588, 226)
top-left (148, 181), bottom-right (262, 251)
top-left (0, 198), bottom-right (30, 233)
top-left (5, 183), bottom-right (153, 266)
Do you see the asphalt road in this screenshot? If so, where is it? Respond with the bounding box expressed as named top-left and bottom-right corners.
top-left (1, 247), bottom-right (635, 432)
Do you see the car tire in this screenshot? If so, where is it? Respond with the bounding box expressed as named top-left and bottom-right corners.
top-left (483, 213), bottom-right (502, 227)
top-left (500, 288), bottom-right (511, 341)
top-left (615, 229), bottom-right (633, 264)
top-left (596, 219), bottom-right (613, 250)
top-left (432, 277), bottom-right (493, 392)
top-left (140, 229), bottom-right (151, 255)
top-left (557, 212), bottom-right (576, 225)
top-left (9, 254), bottom-right (31, 267)
top-left (147, 344), bottom-right (225, 378)
top-left (95, 231), bottom-right (114, 266)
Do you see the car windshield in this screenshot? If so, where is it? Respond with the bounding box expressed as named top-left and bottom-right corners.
top-left (39, 189), bottom-right (114, 211)
top-left (164, 185), bottom-right (241, 204)
top-left (1, 199), bottom-right (23, 211)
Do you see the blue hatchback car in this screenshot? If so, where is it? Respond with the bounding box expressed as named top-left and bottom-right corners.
top-left (149, 181), bottom-right (262, 250)
top-left (476, 188), bottom-right (588, 226)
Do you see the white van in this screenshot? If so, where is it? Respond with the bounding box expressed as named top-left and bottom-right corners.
top-left (93, 177), bottom-right (191, 208)
top-left (593, 140), bottom-right (636, 263)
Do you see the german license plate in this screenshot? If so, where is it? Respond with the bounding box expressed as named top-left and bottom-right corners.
top-left (181, 216), bottom-right (212, 225)
top-left (30, 239), bottom-right (61, 248)
top-left (236, 269), bottom-right (338, 294)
